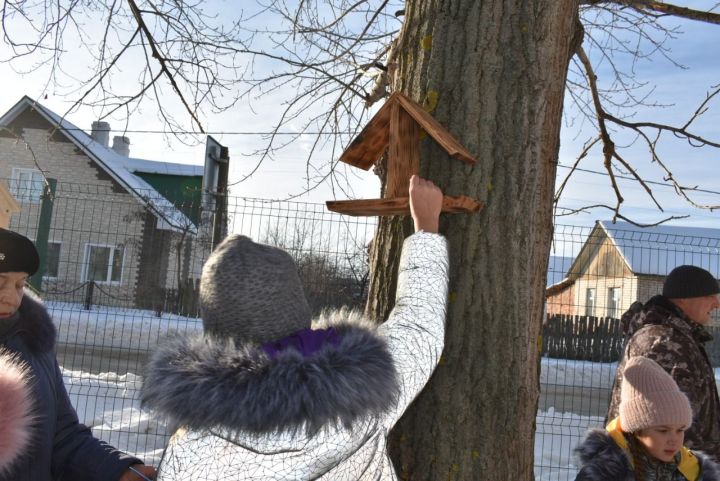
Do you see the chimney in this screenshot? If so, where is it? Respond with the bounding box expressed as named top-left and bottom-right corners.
top-left (112, 136), bottom-right (130, 157)
top-left (90, 121), bottom-right (110, 148)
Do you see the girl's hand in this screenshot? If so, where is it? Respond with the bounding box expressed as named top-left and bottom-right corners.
top-left (409, 175), bottom-right (443, 233)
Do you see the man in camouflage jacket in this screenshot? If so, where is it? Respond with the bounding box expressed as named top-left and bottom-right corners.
top-left (607, 265), bottom-right (720, 460)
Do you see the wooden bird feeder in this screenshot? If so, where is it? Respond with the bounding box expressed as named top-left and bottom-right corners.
top-left (326, 92), bottom-right (483, 216)
top-left (0, 184), bottom-right (20, 229)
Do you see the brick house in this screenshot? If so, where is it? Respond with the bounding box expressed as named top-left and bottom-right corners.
top-left (546, 220), bottom-right (720, 324)
top-left (0, 96), bottom-right (215, 311)
top-left (546, 255), bottom-right (575, 315)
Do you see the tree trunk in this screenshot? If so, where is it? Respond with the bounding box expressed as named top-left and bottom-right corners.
top-left (366, 1), bottom-right (581, 479)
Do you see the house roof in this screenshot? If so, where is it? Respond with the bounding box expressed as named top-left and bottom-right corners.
top-left (0, 96), bottom-right (201, 233)
top-left (564, 220), bottom-right (720, 281)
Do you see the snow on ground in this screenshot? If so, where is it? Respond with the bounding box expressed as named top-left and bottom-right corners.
top-left (540, 357), bottom-right (617, 389)
top-left (535, 409), bottom-right (603, 481)
top-left (535, 358), bottom-right (615, 480)
top-left (49, 301), bottom-right (202, 351)
top-left (62, 367), bottom-right (170, 464)
top-left (49, 302), bottom-right (192, 465)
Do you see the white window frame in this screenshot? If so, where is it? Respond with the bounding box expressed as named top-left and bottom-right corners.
top-left (607, 287), bottom-right (621, 318)
top-left (81, 243), bottom-right (125, 285)
top-left (43, 240), bottom-right (62, 280)
top-left (10, 167), bottom-right (45, 204)
top-left (585, 288), bottom-right (596, 317)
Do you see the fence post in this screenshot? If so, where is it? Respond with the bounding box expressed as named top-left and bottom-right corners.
top-left (29, 178), bottom-right (57, 290)
top-left (84, 281), bottom-right (95, 310)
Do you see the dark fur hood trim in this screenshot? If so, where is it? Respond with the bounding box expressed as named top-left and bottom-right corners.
top-left (12, 292), bottom-right (56, 353)
top-left (575, 429), bottom-right (720, 481)
top-left (574, 429), bottom-right (634, 481)
top-left (141, 321), bottom-right (399, 434)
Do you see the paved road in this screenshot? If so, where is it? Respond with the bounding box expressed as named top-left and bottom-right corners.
top-left (56, 344), bottom-right (149, 375)
top-left (539, 383), bottom-right (611, 417)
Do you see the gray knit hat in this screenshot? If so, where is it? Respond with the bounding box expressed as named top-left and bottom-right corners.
top-left (199, 235), bottom-right (311, 344)
top-left (619, 356), bottom-right (693, 433)
top-left (663, 265), bottom-right (719, 299)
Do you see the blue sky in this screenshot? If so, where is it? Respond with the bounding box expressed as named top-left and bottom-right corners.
top-left (0, 2), bottom-right (718, 228)
top-left (556, 3), bottom-right (720, 227)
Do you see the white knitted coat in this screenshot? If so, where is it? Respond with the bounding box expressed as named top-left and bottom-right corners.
top-left (143, 232), bottom-right (449, 480)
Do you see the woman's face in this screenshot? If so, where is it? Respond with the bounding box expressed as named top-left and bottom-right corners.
top-left (636, 424), bottom-right (686, 463)
top-left (0, 272), bottom-right (27, 319)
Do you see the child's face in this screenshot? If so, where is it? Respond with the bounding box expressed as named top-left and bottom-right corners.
top-left (635, 424), bottom-right (687, 463)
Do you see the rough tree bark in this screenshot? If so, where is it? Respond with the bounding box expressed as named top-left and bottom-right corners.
top-left (366, 1), bottom-right (582, 479)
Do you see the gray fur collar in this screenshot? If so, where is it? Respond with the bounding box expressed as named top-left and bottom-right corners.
top-left (1, 293), bottom-right (56, 353)
top-left (141, 311), bottom-right (398, 434)
top-left (575, 429), bottom-right (720, 480)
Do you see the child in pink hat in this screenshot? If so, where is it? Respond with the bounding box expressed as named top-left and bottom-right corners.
top-left (575, 356), bottom-right (720, 480)
top-left (0, 349), bottom-right (34, 475)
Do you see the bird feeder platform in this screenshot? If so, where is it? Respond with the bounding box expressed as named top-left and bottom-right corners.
top-left (326, 92), bottom-right (483, 217)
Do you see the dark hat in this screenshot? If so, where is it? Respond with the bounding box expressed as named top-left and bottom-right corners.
top-left (0, 229), bottom-right (39, 275)
top-left (199, 235), bottom-right (311, 344)
top-left (663, 265), bottom-right (720, 299)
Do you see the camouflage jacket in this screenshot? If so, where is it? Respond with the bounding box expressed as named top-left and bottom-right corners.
top-left (607, 295), bottom-right (720, 460)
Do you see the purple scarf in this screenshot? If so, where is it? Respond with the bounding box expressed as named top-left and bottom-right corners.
top-left (261, 327), bottom-right (341, 359)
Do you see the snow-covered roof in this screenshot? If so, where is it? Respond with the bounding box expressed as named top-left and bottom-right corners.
top-left (0, 96), bottom-right (201, 233)
top-left (599, 220), bottom-right (720, 277)
top-left (123, 157), bottom-right (203, 177)
top-left (563, 220), bottom-right (720, 280)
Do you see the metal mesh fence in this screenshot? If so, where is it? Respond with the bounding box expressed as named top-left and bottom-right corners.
top-left (5, 178), bottom-right (376, 465)
top-left (537, 221), bottom-right (720, 480)
top-left (5, 178), bottom-right (720, 477)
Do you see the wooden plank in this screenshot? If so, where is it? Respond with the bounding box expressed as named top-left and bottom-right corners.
top-left (395, 93), bottom-right (477, 165)
top-left (326, 195), bottom-right (483, 217)
top-left (338, 95), bottom-right (397, 170)
top-left (387, 102), bottom-right (420, 198)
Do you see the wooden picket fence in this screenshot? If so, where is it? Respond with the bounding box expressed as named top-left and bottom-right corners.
top-left (542, 314), bottom-right (624, 363)
top-left (542, 314), bottom-right (720, 366)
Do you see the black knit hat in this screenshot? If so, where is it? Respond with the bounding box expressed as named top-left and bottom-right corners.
top-left (0, 228), bottom-right (39, 275)
top-left (199, 235), bottom-right (311, 344)
top-left (663, 265), bottom-right (720, 299)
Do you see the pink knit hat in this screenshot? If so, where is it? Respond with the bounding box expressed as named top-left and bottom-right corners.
top-left (0, 349), bottom-right (34, 474)
top-left (619, 356), bottom-right (693, 433)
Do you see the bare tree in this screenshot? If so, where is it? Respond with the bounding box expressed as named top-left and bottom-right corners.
top-left (4, 1), bottom-right (720, 480)
top-left (262, 221), bottom-right (370, 312)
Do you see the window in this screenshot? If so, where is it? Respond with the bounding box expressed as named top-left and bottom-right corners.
top-left (585, 288), bottom-right (596, 316)
top-left (10, 168), bottom-right (44, 203)
top-left (83, 244), bottom-right (124, 283)
top-left (607, 287), bottom-right (621, 318)
top-left (44, 242), bottom-right (61, 278)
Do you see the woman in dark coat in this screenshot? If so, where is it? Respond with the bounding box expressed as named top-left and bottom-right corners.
top-left (0, 228), bottom-right (156, 481)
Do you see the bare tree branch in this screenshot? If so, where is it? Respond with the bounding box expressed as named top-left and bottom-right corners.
top-left (555, 204), bottom-right (688, 226)
top-left (586, 1), bottom-right (720, 25)
top-left (127, 0), bottom-right (205, 133)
